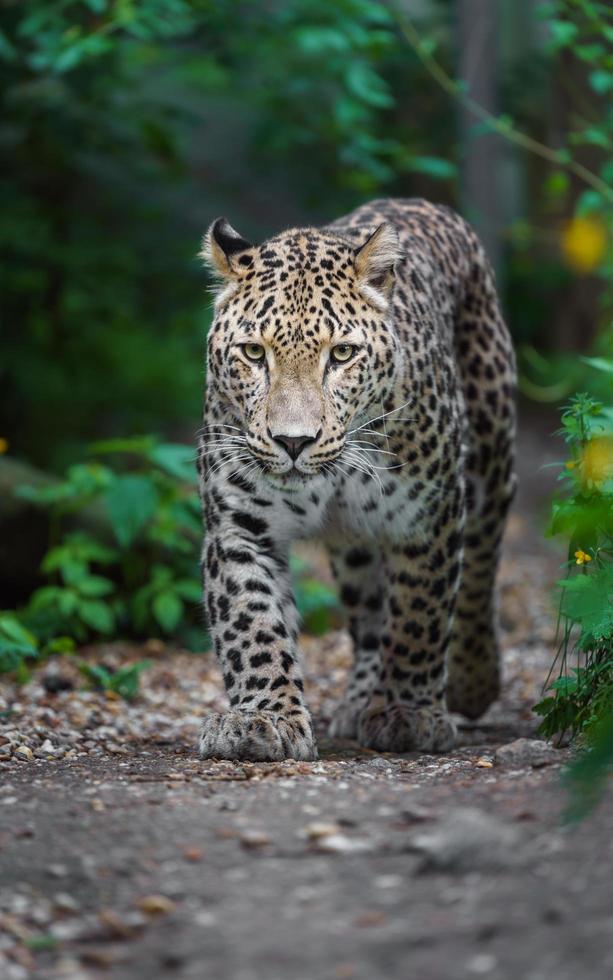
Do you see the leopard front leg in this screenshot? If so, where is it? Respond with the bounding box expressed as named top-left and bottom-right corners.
top-left (200, 506), bottom-right (316, 762)
top-left (358, 512), bottom-right (464, 754)
top-left (328, 541), bottom-right (384, 738)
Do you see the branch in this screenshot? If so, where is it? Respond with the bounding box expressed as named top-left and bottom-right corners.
top-left (393, 9), bottom-right (613, 204)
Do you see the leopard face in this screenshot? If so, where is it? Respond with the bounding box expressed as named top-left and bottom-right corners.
top-left (203, 218), bottom-right (403, 484)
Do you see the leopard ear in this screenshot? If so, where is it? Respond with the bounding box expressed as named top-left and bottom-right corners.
top-left (353, 223), bottom-right (401, 303)
top-left (200, 218), bottom-right (254, 279)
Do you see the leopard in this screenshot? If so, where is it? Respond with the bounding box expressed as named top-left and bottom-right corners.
top-left (197, 197), bottom-right (516, 762)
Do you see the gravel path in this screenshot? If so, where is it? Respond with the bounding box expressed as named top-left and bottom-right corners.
top-left (2, 416), bottom-right (612, 980)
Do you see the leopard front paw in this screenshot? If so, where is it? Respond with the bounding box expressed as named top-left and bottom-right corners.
top-left (358, 703), bottom-right (456, 753)
top-left (199, 710), bottom-right (318, 762)
top-left (328, 694), bottom-right (369, 740)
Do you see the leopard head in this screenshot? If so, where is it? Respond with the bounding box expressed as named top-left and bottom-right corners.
top-left (201, 218), bottom-right (403, 482)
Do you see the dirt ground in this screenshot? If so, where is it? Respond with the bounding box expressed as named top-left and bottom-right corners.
top-left (1, 414), bottom-right (613, 980)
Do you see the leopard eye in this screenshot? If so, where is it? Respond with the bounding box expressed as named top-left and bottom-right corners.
top-left (330, 343), bottom-right (357, 364)
top-left (242, 342), bottom-right (265, 362)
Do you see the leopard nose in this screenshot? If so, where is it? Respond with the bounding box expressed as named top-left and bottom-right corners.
top-left (273, 432), bottom-right (319, 461)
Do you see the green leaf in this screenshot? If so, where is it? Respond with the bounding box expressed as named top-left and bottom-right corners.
top-left (148, 442), bottom-right (197, 482)
top-left (589, 70), bottom-right (613, 95)
top-left (582, 356), bottom-right (613, 376)
top-left (152, 591), bottom-right (183, 632)
top-left (559, 568), bottom-right (613, 641)
top-left (105, 475), bottom-right (157, 547)
top-left (173, 578), bottom-right (202, 602)
top-left (78, 599), bottom-right (115, 634)
top-left (43, 636), bottom-right (76, 656)
top-left (0, 616), bottom-right (38, 649)
top-left (77, 575), bottom-right (115, 598)
top-left (89, 435), bottom-right (156, 456)
top-left (109, 660), bottom-right (151, 700)
top-left (79, 662), bottom-right (112, 690)
top-left (345, 62), bottom-right (393, 108)
top-left (548, 19), bottom-right (578, 50)
top-left (576, 190), bottom-right (604, 215)
top-left (408, 156), bottom-right (457, 180)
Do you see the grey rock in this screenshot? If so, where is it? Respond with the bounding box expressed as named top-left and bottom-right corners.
top-left (410, 807), bottom-right (523, 873)
top-left (494, 738), bottom-right (560, 769)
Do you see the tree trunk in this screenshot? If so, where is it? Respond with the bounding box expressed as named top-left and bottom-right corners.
top-left (456, 0), bottom-right (503, 278)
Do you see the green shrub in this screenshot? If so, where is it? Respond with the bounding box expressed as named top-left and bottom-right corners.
top-left (1, 435), bottom-right (340, 682)
top-left (534, 373), bottom-right (613, 816)
top-left (0, 438), bottom-right (202, 678)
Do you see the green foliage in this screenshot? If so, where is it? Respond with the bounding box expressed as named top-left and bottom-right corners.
top-left (1, 438), bottom-right (203, 673)
top-left (78, 660), bottom-right (151, 701)
top-left (1, 0), bottom-right (456, 470)
top-left (0, 1), bottom-right (214, 468)
top-left (1, 435), bottom-right (340, 679)
top-left (0, 616), bottom-right (40, 676)
top-left (534, 376), bottom-right (613, 816)
top-left (291, 555), bottom-right (340, 636)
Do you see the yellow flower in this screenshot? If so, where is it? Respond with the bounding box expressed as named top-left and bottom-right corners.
top-left (582, 436), bottom-right (613, 486)
top-left (565, 460), bottom-right (575, 470)
top-left (574, 549), bottom-right (592, 565)
top-left (0, 438), bottom-right (8, 455)
top-left (560, 216), bottom-right (607, 274)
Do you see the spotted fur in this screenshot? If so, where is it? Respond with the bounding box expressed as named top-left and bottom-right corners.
top-left (197, 198), bottom-right (516, 761)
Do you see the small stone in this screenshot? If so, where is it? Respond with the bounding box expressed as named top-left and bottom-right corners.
top-left (304, 821), bottom-right (341, 840)
top-left (314, 834), bottom-right (373, 855)
top-left (99, 908), bottom-right (140, 938)
top-left (410, 807), bottom-right (522, 872)
top-left (239, 830), bottom-right (271, 849)
top-left (475, 756), bottom-right (494, 768)
top-left (47, 863), bottom-right (68, 878)
top-left (494, 738), bottom-right (559, 769)
top-left (14, 746), bottom-right (33, 762)
top-left (136, 894), bottom-right (176, 916)
top-left (467, 953), bottom-right (498, 974)
top-left (183, 846), bottom-right (204, 862)
top-left (53, 893), bottom-right (80, 914)
top-left (14, 825), bottom-right (35, 839)
top-left (354, 910), bottom-right (386, 927)
top-left (43, 675), bottom-right (74, 694)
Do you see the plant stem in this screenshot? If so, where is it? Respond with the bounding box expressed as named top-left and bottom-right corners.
top-left (393, 8), bottom-right (613, 203)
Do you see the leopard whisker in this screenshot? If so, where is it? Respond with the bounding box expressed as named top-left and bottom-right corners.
top-left (348, 397), bottom-right (416, 435)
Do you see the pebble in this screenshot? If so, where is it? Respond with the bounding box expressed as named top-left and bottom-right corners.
top-left (304, 821), bottom-right (342, 839)
top-left (314, 834), bottom-right (374, 855)
top-left (410, 807), bottom-right (522, 872)
top-left (14, 746), bottom-right (33, 762)
top-left (47, 864), bottom-right (69, 878)
top-left (494, 738), bottom-right (560, 769)
top-left (239, 830), bottom-right (271, 849)
top-left (43, 674), bottom-right (74, 694)
top-left (136, 894), bottom-right (176, 916)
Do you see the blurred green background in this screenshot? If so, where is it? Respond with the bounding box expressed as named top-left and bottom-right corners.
top-left (1, 0), bottom-right (611, 472)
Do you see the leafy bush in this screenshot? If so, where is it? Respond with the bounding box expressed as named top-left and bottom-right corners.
top-left (0, 435), bottom-right (340, 681)
top-left (534, 373), bottom-right (613, 815)
top-left (1, 0), bottom-right (458, 471)
top-left (0, 438), bottom-right (202, 676)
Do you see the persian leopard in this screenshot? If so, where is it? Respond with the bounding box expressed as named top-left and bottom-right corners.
top-left (197, 197), bottom-right (516, 762)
